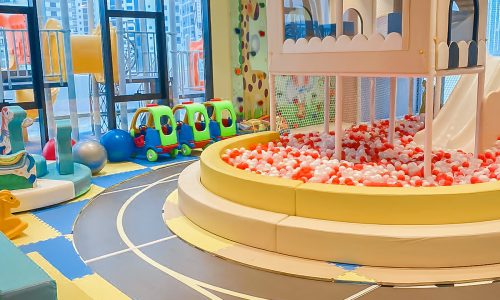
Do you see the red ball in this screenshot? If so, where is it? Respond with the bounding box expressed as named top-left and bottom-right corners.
top-left (42, 138), bottom-right (76, 160)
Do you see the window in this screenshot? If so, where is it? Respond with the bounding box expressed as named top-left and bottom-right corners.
top-left (376, 0), bottom-right (402, 36)
top-left (448, 0), bottom-right (478, 44)
top-left (343, 8), bottom-right (363, 36)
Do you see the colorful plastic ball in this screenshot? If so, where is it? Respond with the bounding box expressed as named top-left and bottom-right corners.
top-left (72, 140), bottom-right (107, 175)
top-left (42, 138), bottom-right (76, 160)
top-left (100, 129), bottom-right (134, 162)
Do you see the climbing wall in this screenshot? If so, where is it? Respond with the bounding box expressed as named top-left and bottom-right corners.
top-left (231, 0), bottom-right (269, 121)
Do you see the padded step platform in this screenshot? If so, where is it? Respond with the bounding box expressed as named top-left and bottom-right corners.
top-left (178, 162), bottom-right (500, 268)
top-left (0, 233), bottom-right (56, 300)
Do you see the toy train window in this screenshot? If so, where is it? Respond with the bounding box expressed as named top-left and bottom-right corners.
top-left (221, 109), bottom-right (233, 128)
top-left (159, 115), bottom-right (173, 135)
top-left (447, 0), bottom-right (478, 44)
top-left (135, 112), bottom-right (153, 129)
top-left (194, 112), bottom-right (206, 132)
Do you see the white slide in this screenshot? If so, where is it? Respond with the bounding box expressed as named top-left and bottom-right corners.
top-left (414, 55), bottom-right (500, 153)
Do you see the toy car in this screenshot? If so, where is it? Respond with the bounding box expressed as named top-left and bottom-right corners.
top-left (129, 104), bottom-right (179, 162)
top-left (204, 98), bottom-right (237, 141)
top-left (173, 102), bottom-right (212, 156)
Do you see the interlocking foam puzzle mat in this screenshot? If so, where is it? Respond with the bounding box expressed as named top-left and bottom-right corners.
top-left (9, 155), bottom-right (197, 299)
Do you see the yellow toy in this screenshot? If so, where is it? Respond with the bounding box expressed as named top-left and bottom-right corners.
top-left (0, 190), bottom-right (28, 239)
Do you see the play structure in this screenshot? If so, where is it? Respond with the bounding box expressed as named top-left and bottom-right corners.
top-left (189, 39), bottom-right (205, 91)
top-left (1, 15), bottom-right (119, 122)
top-left (414, 54), bottom-right (500, 152)
top-left (130, 100), bottom-right (237, 161)
top-left (169, 0), bottom-right (500, 286)
top-left (0, 105), bottom-right (91, 212)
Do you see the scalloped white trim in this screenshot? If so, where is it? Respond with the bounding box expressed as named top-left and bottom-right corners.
top-left (436, 40), bottom-right (486, 70)
top-left (282, 32), bottom-right (403, 53)
top-left (478, 40), bottom-right (486, 66)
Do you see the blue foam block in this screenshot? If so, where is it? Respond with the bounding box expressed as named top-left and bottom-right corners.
top-left (91, 168), bottom-right (151, 188)
top-left (33, 200), bottom-right (89, 235)
top-left (19, 236), bottom-right (93, 280)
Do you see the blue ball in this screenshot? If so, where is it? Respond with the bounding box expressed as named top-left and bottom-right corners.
top-left (100, 129), bottom-right (134, 162)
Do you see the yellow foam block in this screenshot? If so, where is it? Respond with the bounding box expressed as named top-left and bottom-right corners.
top-left (27, 252), bottom-right (92, 300)
top-left (178, 162), bottom-right (288, 251)
top-left (217, 245), bottom-right (345, 281)
top-left (355, 264), bottom-right (500, 286)
top-left (334, 271), bottom-right (377, 284)
top-left (276, 215), bottom-right (500, 268)
top-left (96, 162), bottom-right (146, 177)
top-left (200, 132), bottom-right (300, 215)
top-left (73, 274), bottom-right (130, 300)
top-left (64, 234), bottom-right (73, 242)
top-left (12, 213), bottom-right (60, 246)
top-left (70, 184), bottom-right (105, 203)
top-left (296, 181), bottom-right (500, 225)
top-left (165, 212), bottom-right (234, 253)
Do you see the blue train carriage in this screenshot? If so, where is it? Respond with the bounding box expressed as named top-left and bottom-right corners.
top-left (129, 104), bottom-right (179, 162)
top-left (172, 102), bottom-right (212, 156)
top-left (204, 98), bottom-right (238, 141)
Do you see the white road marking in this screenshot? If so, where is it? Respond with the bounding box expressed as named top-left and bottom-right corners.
top-left (84, 235), bottom-right (178, 264)
top-left (344, 285), bottom-right (380, 300)
top-left (116, 173), bottom-right (267, 300)
top-left (100, 178), bottom-right (178, 196)
top-left (395, 285), bottom-right (438, 289)
top-left (453, 280), bottom-right (495, 287)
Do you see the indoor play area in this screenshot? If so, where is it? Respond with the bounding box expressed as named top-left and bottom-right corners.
top-left (2, 0), bottom-right (500, 299)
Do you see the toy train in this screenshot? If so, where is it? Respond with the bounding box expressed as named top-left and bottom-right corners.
top-left (129, 99), bottom-right (237, 162)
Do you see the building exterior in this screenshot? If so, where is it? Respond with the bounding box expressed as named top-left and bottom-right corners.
top-left (488, 0), bottom-right (500, 55)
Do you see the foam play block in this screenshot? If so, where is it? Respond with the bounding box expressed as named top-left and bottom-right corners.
top-left (276, 215), bottom-right (500, 268)
top-left (200, 132), bottom-right (300, 215)
top-left (0, 233), bottom-right (56, 300)
top-left (179, 162), bottom-right (287, 251)
top-left (27, 252), bottom-right (91, 300)
top-left (55, 120), bottom-right (74, 175)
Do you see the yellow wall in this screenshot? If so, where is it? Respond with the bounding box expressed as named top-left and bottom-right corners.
top-left (210, 0), bottom-right (232, 100)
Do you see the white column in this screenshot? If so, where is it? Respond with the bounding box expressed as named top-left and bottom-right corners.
top-left (115, 0), bottom-right (128, 130)
top-left (169, 0), bottom-right (180, 104)
top-left (60, 0), bottom-right (79, 141)
top-left (335, 0), bottom-right (343, 37)
top-left (324, 76), bottom-right (331, 133)
top-left (88, 0), bottom-right (101, 138)
top-left (424, 76), bottom-right (435, 179)
top-left (369, 78), bottom-right (376, 124)
top-left (408, 77), bottom-right (414, 115)
top-left (474, 70), bottom-right (485, 156)
top-left (335, 76), bottom-right (343, 160)
top-left (388, 77), bottom-right (397, 143)
top-left (372, 0), bottom-right (378, 31)
top-left (269, 74), bottom-right (277, 131)
top-left (434, 76), bottom-right (442, 118)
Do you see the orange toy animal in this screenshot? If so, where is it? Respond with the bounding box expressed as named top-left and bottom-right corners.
top-left (0, 190), bottom-right (27, 239)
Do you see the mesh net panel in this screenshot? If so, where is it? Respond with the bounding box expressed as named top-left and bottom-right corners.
top-left (274, 75), bottom-right (410, 133)
top-left (274, 75), bottom-right (361, 133)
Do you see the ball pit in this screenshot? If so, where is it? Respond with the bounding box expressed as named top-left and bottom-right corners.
top-left (222, 116), bottom-right (500, 187)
